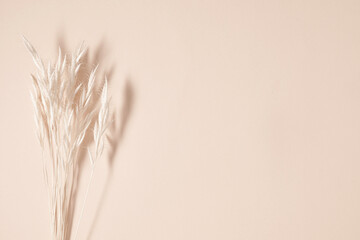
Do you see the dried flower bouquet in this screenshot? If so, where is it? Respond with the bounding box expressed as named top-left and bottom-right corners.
top-left (24, 37), bottom-right (110, 240)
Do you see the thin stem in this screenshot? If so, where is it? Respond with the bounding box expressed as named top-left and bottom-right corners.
top-left (73, 167), bottom-right (94, 240)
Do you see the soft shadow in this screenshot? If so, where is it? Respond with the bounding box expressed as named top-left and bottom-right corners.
top-left (87, 78), bottom-right (135, 240)
top-left (108, 79), bottom-right (135, 167)
top-left (55, 33), bottom-right (117, 239)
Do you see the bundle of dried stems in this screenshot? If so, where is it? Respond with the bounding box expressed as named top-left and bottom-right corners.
top-left (24, 37), bottom-right (110, 240)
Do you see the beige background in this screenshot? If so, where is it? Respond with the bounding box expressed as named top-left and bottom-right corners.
top-left (1, 0), bottom-right (360, 239)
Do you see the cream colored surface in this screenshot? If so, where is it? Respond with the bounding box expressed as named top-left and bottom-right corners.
top-left (1, 0), bottom-right (360, 239)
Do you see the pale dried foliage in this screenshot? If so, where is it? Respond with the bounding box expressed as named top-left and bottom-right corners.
top-left (24, 37), bottom-right (110, 240)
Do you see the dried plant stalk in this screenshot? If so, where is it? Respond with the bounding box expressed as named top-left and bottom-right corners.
top-left (23, 37), bottom-right (110, 240)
